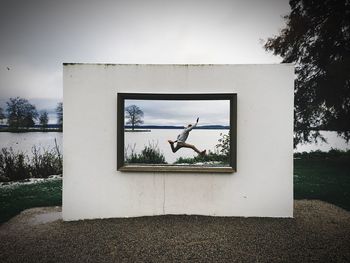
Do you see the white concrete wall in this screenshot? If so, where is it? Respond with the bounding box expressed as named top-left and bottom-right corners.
top-left (63, 64), bottom-right (294, 220)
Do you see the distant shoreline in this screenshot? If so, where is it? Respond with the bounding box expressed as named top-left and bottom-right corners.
top-left (125, 129), bottom-right (151, 132)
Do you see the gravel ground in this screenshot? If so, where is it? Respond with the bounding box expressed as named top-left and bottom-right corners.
top-left (0, 200), bottom-right (349, 263)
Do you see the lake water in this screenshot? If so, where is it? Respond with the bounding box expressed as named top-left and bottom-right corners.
top-left (294, 131), bottom-right (350, 153)
top-left (125, 129), bottom-right (350, 164)
top-left (0, 132), bottom-right (63, 155)
top-left (0, 130), bottom-right (348, 163)
top-left (125, 129), bottom-right (229, 164)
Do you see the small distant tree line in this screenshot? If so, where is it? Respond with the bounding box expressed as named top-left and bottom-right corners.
top-left (0, 97), bottom-right (63, 131)
top-left (294, 149), bottom-right (350, 161)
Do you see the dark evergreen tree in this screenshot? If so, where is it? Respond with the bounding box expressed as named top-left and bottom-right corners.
top-left (264, 0), bottom-right (350, 146)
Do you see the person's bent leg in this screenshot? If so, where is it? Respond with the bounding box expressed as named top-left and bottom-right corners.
top-left (173, 142), bottom-right (184, 153)
top-left (180, 142), bottom-right (202, 154)
top-left (169, 140), bottom-right (184, 153)
top-left (168, 140), bottom-right (176, 153)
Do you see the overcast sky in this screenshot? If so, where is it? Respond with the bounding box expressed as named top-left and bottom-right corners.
top-left (125, 99), bottom-right (230, 126)
top-left (0, 0), bottom-right (290, 122)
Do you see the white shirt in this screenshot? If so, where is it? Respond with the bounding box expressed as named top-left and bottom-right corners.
top-left (176, 122), bottom-right (197, 142)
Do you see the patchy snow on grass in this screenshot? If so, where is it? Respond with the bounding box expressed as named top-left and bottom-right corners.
top-left (0, 175), bottom-right (62, 188)
top-left (175, 161), bottom-right (228, 166)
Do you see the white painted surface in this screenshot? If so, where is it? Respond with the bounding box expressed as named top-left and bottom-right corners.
top-left (63, 64), bottom-right (294, 220)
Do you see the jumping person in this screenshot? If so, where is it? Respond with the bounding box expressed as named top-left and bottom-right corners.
top-left (168, 117), bottom-right (206, 156)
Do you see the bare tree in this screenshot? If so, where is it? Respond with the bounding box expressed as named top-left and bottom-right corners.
top-left (125, 105), bottom-right (144, 131)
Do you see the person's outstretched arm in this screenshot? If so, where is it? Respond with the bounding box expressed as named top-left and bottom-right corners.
top-left (186, 117), bottom-right (199, 132)
top-left (193, 117), bottom-right (199, 128)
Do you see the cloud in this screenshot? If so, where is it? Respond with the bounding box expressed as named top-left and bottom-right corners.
top-left (0, 0), bottom-right (290, 101)
top-left (0, 63), bottom-right (62, 99)
top-left (125, 99), bottom-right (230, 126)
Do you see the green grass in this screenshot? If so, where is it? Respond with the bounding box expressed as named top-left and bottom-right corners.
top-left (0, 153), bottom-right (349, 224)
top-left (294, 158), bottom-right (350, 211)
top-left (0, 178), bottom-right (62, 224)
top-left (174, 151), bottom-right (229, 165)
